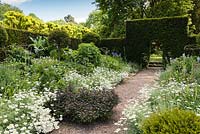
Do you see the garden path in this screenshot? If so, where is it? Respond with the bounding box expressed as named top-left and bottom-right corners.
top-left (51, 68), bottom-right (160, 134)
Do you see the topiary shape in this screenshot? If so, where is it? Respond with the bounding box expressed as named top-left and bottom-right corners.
top-left (46, 87), bottom-right (119, 124)
top-left (140, 108), bottom-right (200, 134)
top-left (75, 43), bottom-right (101, 66)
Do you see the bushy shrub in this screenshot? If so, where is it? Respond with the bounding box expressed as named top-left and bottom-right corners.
top-left (100, 55), bottom-right (131, 71)
top-left (0, 26), bottom-right (8, 48)
top-left (7, 45), bottom-right (32, 64)
top-left (46, 87), bottom-right (119, 123)
top-left (159, 56), bottom-right (197, 83)
top-left (82, 32), bottom-right (100, 45)
top-left (48, 29), bottom-right (69, 59)
top-left (75, 43), bottom-right (101, 66)
top-left (140, 108), bottom-right (200, 134)
top-left (0, 64), bottom-right (21, 97)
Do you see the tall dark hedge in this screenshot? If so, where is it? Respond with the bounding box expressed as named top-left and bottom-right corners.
top-left (0, 26), bottom-right (8, 47)
top-left (5, 28), bottom-right (81, 49)
top-left (125, 16), bottom-right (189, 65)
top-left (6, 28), bottom-right (46, 47)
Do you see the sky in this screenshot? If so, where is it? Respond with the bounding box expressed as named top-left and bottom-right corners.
top-left (1, 0), bottom-right (97, 23)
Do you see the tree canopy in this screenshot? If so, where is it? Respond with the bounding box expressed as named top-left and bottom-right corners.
top-left (0, 0), bottom-right (22, 20)
top-left (94, 0), bottom-right (195, 37)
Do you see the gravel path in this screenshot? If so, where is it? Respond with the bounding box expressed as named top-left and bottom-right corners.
top-left (51, 68), bottom-right (160, 134)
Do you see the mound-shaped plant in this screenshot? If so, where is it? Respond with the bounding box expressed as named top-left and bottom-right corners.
top-left (140, 108), bottom-right (200, 134)
top-left (75, 43), bottom-right (101, 66)
top-left (46, 87), bottom-right (119, 124)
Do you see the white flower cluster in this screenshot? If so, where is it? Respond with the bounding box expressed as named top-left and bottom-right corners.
top-left (118, 80), bottom-right (200, 134)
top-left (0, 90), bottom-right (60, 134)
top-left (64, 67), bottom-right (129, 90)
top-left (114, 84), bottom-right (155, 133)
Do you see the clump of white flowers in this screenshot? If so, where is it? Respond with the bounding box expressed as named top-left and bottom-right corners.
top-left (116, 80), bottom-right (200, 134)
top-left (64, 67), bottom-right (129, 90)
top-left (0, 89), bottom-right (60, 134)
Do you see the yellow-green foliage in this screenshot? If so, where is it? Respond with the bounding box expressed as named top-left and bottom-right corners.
top-left (2, 11), bottom-right (92, 39)
top-left (140, 108), bottom-right (200, 134)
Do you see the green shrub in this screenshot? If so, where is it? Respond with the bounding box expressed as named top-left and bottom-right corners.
top-left (159, 56), bottom-right (197, 83)
top-left (82, 32), bottom-right (100, 45)
top-left (0, 64), bottom-right (21, 97)
top-left (140, 108), bottom-right (200, 134)
top-left (29, 36), bottom-right (48, 58)
top-left (48, 29), bottom-right (69, 59)
top-left (7, 45), bottom-right (32, 64)
top-left (0, 26), bottom-right (8, 48)
top-left (75, 43), bottom-right (101, 66)
top-left (46, 87), bottom-right (119, 123)
top-left (100, 55), bottom-right (124, 71)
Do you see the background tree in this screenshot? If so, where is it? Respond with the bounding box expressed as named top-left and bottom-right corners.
top-left (191, 0), bottom-right (200, 33)
top-left (94, 0), bottom-right (195, 37)
top-left (148, 0), bottom-right (194, 17)
top-left (85, 10), bottom-right (110, 38)
top-left (64, 14), bottom-right (76, 23)
top-left (28, 13), bottom-right (42, 21)
top-left (0, 0), bottom-right (22, 20)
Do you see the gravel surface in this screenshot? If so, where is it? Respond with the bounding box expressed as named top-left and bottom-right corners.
top-left (51, 68), bottom-right (160, 134)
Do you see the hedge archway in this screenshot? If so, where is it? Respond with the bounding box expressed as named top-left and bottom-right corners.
top-left (125, 16), bottom-right (190, 66)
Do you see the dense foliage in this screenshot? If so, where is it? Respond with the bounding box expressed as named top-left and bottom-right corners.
top-left (75, 43), bottom-right (101, 66)
top-left (0, 38), bottom-right (136, 133)
top-left (141, 108), bottom-right (200, 134)
top-left (47, 87), bottom-right (118, 123)
top-left (0, 1), bottom-right (22, 20)
top-left (116, 56), bottom-right (200, 134)
top-left (1, 11), bottom-right (93, 39)
top-left (82, 32), bottom-right (100, 45)
top-left (126, 16), bottom-right (189, 66)
top-left (93, 0), bottom-right (194, 37)
top-left (0, 25), bottom-right (8, 47)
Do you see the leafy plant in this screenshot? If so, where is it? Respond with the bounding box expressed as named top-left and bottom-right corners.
top-left (0, 64), bottom-right (21, 97)
top-left (29, 36), bottom-right (47, 58)
top-left (101, 55), bottom-right (125, 71)
top-left (140, 108), bottom-right (200, 134)
top-left (7, 45), bottom-right (32, 64)
top-left (46, 87), bottom-right (119, 123)
top-left (75, 43), bottom-right (101, 66)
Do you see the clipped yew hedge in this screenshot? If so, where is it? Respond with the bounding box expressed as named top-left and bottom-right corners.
top-left (125, 16), bottom-right (189, 65)
top-left (6, 28), bottom-right (46, 47)
top-left (5, 28), bottom-right (81, 49)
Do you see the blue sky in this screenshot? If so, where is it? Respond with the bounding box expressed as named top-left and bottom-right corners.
top-left (1, 0), bottom-right (96, 22)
